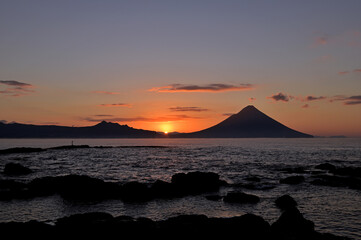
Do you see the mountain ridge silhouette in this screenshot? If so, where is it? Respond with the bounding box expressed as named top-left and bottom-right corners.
top-left (175, 105), bottom-right (312, 138)
top-left (0, 106), bottom-right (312, 138)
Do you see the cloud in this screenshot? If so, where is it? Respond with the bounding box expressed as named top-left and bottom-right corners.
top-left (93, 114), bottom-right (115, 117)
top-left (338, 71), bottom-right (349, 75)
top-left (338, 69), bottom-right (361, 75)
top-left (267, 92), bottom-right (292, 102)
top-left (83, 114), bottom-right (202, 123)
top-left (314, 34), bottom-right (329, 46)
top-left (0, 80), bottom-right (34, 97)
top-left (304, 96), bottom-right (326, 101)
top-left (330, 95), bottom-right (361, 105)
top-left (169, 106), bottom-right (209, 112)
top-left (92, 91), bottom-right (120, 95)
top-left (315, 55), bottom-right (335, 63)
top-left (222, 113), bottom-right (235, 117)
top-left (343, 95), bottom-right (361, 105)
top-left (0, 80), bottom-right (32, 87)
top-left (99, 103), bottom-right (132, 107)
top-left (302, 104), bottom-right (309, 108)
top-left (148, 83), bottom-right (254, 93)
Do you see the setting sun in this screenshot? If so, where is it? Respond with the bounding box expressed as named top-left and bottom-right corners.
top-left (161, 124), bottom-right (172, 134)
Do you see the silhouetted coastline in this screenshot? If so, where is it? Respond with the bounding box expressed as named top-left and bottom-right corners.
top-left (0, 168), bottom-right (352, 240)
top-left (0, 106), bottom-right (313, 138)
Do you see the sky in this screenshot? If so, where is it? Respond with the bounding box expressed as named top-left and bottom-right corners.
top-left (1, 0), bottom-right (361, 136)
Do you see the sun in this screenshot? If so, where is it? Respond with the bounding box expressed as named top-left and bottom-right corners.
top-left (161, 124), bottom-right (172, 134)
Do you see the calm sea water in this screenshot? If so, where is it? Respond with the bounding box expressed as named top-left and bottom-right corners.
top-left (0, 138), bottom-right (360, 239)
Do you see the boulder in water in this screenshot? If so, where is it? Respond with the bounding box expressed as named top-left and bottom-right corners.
top-left (4, 163), bottom-right (32, 175)
top-left (223, 191), bottom-right (260, 204)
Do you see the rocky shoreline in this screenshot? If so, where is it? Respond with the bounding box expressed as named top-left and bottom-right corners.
top-left (0, 146), bottom-right (360, 239)
top-left (0, 199), bottom-right (350, 239)
top-left (0, 167), bottom-right (356, 239)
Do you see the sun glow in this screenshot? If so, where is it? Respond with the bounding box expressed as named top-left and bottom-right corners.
top-left (161, 124), bottom-right (172, 134)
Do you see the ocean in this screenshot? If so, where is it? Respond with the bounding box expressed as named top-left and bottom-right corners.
top-left (0, 138), bottom-right (360, 239)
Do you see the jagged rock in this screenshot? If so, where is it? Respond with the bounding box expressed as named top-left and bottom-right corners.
top-left (171, 171), bottom-right (226, 194)
top-left (315, 163), bottom-right (337, 171)
top-left (3, 163), bottom-right (32, 175)
top-left (275, 195), bottom-right (298, 210)
top-left (271, 207), bottom-right (315, 239)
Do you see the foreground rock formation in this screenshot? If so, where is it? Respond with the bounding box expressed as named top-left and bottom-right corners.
top-left (0, 208), bottom-right (350, 239)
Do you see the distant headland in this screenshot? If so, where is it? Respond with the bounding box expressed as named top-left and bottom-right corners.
top-left (0, 106), bottom-right (312, 138)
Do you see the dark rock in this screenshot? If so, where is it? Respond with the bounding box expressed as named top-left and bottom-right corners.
top-left (49, 145), bottom-right (90, 150)
top-left (0, 147), bottom-right (45, 155)
top-left (331, 166), bottom-right (361, 178)
top-left (56, 212), bottom-right (114, 227)
top-left (271, 207), bottom-right (315, 239)
top-left (223, 191), bottom-right (260, 204)
top-left (120, 181), bottom-right (152, 202)
top-left (315, 163), bottom-right (337, 171)
top-left (0, 179), bottom-right (30, 200)
top-left (311, 175), bottom-right (361, 190)
top-left (161, 213), bottom-right (270, 239)
top-left (0, 179), bottom-right (27, 190)
top-left (28, 174), bottom-right (122, 200)
top-left (0, 220), bottom-right (53, 238)
top-left (275, 195), bottom-right (298, 210)
top-left (280, 175), bottom-right (305, 185)
top-left (171, 171), bottom-right (225, 194)
top-left (4, 163), bottom-right (32, 175)
top-left (0, 211), bottom-right (351, 240)
top-left (214, 214), bottom-right (270, 239)
top-left (205, 194), bottom-right (223, 201)
top-left (150, 180), bottom-right (177, 198)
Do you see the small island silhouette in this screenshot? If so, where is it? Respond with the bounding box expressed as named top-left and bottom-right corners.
top-left (0, 105), bottom-right (312, 138)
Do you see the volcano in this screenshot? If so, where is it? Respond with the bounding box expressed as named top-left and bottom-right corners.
top-left (177, 105), bottom-right (312, 138)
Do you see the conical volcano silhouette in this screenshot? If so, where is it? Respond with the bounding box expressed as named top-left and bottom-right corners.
top-left (183, 105), bottom-right (312, 138)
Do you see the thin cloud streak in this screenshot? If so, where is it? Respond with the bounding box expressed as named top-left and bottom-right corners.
top-left (169, 106), bottom-right (209, 112)
top-left (99, 103), bottom-right (132, 107)
top-left (149, 83), bottom-right (254, 93)
top-left (304, 96), bottom-right (326, 101)
top-left (0, 80), bottom-right (34, 97)
top-left (330, 95), bottom-right (361, 105)
top-left (83, 114), bottom-right (202, 123)
top-left (92, 91), bottom-right (120, 95)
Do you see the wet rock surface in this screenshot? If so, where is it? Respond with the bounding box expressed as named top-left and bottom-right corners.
top-left (0, 171), bottom-right (227, 202)
top-left (3, 163), bottom-right (32, 175)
